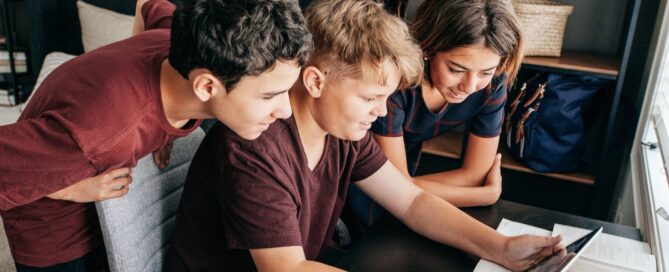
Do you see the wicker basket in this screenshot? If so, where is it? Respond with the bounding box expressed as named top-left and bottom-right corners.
top-left (513, 0), bottom-right (574, 57)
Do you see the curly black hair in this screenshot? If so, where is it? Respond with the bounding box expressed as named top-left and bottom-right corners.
top-left (169, 0), bottom-right (313, 91)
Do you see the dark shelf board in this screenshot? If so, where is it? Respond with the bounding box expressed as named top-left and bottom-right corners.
top-left (522, 51), bottom-right (620, 80)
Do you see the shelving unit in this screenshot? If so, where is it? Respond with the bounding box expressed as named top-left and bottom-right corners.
top-left (422, 131), bottom-right (595, 185)
top-left (0, 0), bottom-right (29, 105)
top-left (586, 0), bottom-right (658, 220)
top-left (522, 51), bottom-right (620, 80)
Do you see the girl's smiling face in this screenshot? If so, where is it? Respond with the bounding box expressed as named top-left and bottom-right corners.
top-left (428, 43), bottom-right (502, 103)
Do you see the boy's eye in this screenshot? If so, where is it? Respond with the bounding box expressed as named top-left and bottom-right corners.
top-left (364, 97), bottom-right (376, 102)
top-left (262, 95), bottom-right (275, 100)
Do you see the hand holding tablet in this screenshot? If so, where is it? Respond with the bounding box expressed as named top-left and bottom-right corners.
top-left (527, 226), bottom-right (603, 272)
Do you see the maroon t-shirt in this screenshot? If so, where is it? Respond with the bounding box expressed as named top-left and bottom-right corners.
top-left (167, 118), bottom-right (387, 271)
top-left (0, 0), bottom-right (198, 266)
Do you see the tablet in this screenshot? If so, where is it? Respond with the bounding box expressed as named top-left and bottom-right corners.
top-left (527, 226), bottom-right (603, 272)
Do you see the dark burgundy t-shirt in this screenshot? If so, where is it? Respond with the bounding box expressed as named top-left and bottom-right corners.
top-left (0, 0), bottom-right (199, 266)
top-left (167, 118), bottom-right (387, 271)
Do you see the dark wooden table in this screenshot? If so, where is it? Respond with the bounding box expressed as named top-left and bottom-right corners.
top-left (336, 200), bottom-right (641, 272)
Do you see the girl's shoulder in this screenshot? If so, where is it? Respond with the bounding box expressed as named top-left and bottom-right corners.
top-left (486, 74), bottom-right (509, 98)
top-left (389, 85), bottom-right (422, 107)
top-left (490, 74), bottom-right (508, 91)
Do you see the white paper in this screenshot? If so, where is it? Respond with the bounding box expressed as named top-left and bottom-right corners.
top-left (497, 218), bottom-right (552, 237)
top-left (473, 260), bottom-right (510, 272)
top-left (552, 224), bottom-right (656, 271)
top-left (552, 224), bottom-right (651, 254)
top-left (473, 219), bottom-right (551, 272)
top-left (473, 220), bottom-right (657, 272)
top-left (568, 257), bottom-right (639, 272)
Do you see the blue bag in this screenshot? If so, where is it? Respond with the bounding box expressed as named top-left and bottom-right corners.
top-left (504, 73), bottom-right (606, 173)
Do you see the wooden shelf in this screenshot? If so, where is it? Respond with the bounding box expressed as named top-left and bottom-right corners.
top-left (421, 131), bottom-right (595, 185)
top-left (522, 51), bottom-right (620, 78)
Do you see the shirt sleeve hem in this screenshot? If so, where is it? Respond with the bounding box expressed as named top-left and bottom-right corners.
top-left (351, 156), bottom-right (388, 182)
top-left (226, 234), bottom-right (302, 250)
top-left (469, 130), bottom-right (502, 138)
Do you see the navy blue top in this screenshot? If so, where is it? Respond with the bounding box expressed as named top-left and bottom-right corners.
top-left (371, 76), bottom-right (507, 175)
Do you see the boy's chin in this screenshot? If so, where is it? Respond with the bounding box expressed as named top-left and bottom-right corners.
top-left (236, 130), bottom-right (263, 140)
top-left (332, 130), bottom-right (367, 141)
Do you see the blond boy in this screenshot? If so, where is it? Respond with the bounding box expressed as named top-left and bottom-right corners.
top-left (166, 1), bottom-right (562, 271)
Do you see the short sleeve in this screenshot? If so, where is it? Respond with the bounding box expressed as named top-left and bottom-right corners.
top-left (142, 0), bottom-right (175, 30)
top-left (370, 92), bottom-right (406, 137)
top-left (0, 118), bottom-right (97, 210)
top-left (350, 132), bottom-right (388, 182)
top-left (219, 142), bottom-right (302, 250)
top-left (470, 80), bottom-right (507, 138)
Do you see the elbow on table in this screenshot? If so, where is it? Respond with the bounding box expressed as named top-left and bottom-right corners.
top-left (482, 185), bottom-right (502, 206)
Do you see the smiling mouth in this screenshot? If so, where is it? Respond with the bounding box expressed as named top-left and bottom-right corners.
top-left (446, 89), bottom-right (468, 99)
top-left (450, 88), bottom-right (464, 95)
top-left (360, 121), bottom-right (375, 128)
top-left (260, 119), bottom-right (276, 126)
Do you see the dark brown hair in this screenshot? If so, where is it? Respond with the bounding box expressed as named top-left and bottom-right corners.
top-left (169, 0), bottom-right (313, 91)
top-left (411, 0), bottom-right (524, 88)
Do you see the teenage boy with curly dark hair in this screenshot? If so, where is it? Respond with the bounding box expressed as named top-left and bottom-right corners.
top-left (0, 0), bottom-right (311, 270)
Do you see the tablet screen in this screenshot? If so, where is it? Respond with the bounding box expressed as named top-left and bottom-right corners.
top-left (526, 226), bottom-right (603, 272)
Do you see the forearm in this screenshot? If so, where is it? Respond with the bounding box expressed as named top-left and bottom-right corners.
top-left (0, 120), bottom-right (97, 209)
top-left (420, 134), bottom-right (500, 188)
top-left (251, 246), bottom-right (345, 272)
top-left (291, 261), bottom-right (345, 272)
top-left (132, 0), bottom-right (148, 35)
top-left (254, 255), bottom-right (344, 272)
top-left (417, 168), bottom-right (485, 187)
top-left (413, 178), bottom-right (499, 207)
top-left (402, 192), bottom-right (508, 264)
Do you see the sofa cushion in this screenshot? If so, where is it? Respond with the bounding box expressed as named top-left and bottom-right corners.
top-left (77, 1), bottom-right (134, 52)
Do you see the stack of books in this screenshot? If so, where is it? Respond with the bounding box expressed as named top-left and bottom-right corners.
top-left (0, 89), bottom-right (16, 106)
top-left (0, 50), bottom-right (27, 73)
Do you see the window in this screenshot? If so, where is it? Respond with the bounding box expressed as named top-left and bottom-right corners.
top-left (634, 1), bottom-right (669, 271)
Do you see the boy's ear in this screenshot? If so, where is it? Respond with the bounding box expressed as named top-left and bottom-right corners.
top-left (190, 69), bottom-right (225, 102)
top-left (302, 66), bottom-right (326, 98)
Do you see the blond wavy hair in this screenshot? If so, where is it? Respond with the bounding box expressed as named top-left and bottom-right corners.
top-left (305, 0), bottom-right (423, 89)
